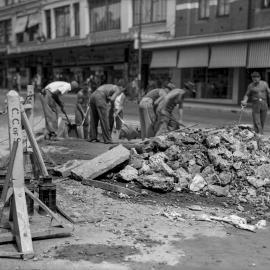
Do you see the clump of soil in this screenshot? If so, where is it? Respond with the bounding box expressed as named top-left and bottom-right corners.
top-left (54, 244), bottom-right (139, 263)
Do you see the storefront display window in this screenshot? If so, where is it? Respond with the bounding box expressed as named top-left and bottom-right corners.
top-left (182, 68), bottom-right (233, 100)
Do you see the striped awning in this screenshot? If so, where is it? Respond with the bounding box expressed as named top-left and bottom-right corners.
top-left (178, 46), bottom-right (209, 68)
top-left (248, 40), bottom-right (270, 68)
top-left (150, 50), bottom-right (177, 68)
top-left (14, 16), bottom-right (28, 34)
top-left (209, 43), bottom-right (247, 68)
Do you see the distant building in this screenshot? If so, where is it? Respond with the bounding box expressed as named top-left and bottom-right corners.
top-left (0, 0), bottom-right (173, 92)
top-left (143, 0), bottom-right (270, 105)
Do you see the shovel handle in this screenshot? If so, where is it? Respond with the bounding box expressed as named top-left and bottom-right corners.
top-left (81, 105), bottom-right (90, 126)
top-left (161, 113), bottom-right (186, 127)
top-left (63, 111), bottom-right (71, 125)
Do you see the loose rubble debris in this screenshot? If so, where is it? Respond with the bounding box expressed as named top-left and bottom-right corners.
top-left (114, 126), bottom-right (270, 215)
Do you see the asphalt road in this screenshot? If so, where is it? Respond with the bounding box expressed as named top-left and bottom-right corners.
top-left (0, 91), bottom-right (270, 140)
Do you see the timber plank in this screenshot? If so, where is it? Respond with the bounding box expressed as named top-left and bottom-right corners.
top-left (82, 179), bottom-right (139, 197)
top-left (71, 144), bottom-right (130, 181)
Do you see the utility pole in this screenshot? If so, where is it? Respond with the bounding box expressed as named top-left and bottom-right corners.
top-left (138, 0), bottom-right (143, 100)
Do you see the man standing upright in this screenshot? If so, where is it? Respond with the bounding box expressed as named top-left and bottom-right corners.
top-left (241, 71), bottom-right (270, 134)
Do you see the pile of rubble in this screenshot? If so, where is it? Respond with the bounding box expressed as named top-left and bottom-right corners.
top-left (117, 126), bottom-right (270, 207)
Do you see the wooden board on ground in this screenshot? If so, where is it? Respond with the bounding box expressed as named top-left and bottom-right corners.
top-left (82, 179), bottom-right (139, 197)
top-left (71, 144), bottom-right (130, 181)
top-left (53, 159), bottom-right (87, 177)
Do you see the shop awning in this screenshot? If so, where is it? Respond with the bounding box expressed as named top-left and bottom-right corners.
top-left (247, 40), bottom-right (270, 68)
top-left (14, 16), bottom-right (28, 34)
top-left (28, 13), bottom-right (40, 28)
top-left (177, 46), bottom-right (209, 68)
top-left (209, 43), bottom-right (247, 68)
top-left (150, 50), bottom-right (177, 68)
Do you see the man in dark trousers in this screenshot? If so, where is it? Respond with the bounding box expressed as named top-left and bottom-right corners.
top-left (89, 84), bottom-right (121, 143)
top-left (241, 71), bottom-right (270, 134)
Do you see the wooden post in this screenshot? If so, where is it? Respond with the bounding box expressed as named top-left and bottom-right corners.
top-left (25, 85), bottom-right (34, 152)
top-left (21, 109), bottom-right (48, 176)
top-left (7, 90), bottom-right (34, 257)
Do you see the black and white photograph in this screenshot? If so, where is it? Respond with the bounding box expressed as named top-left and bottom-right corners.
top-left (0, 0), bottom-right (270, 269)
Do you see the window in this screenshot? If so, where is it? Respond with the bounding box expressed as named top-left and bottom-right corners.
top-left (45, 9), bottom-right (51, 39)
top-left (89, 0), bottom-right (120, 32)
top-left (55, 5), bottom-right (70, 37)
top-left (199, 0), bottom-right (210, 19)
top-left (133, 0), bottom-right (166, 25)
top-left (16, 33), bottom-right (24, 43)
top-left (27, 25), bottom-right (39, 41)
top-left (217, 0), bottom-right (230, 16)
top-left (73, 3), bottom-right (80, 36)
top-left (0, 19), bottom-right (11, 44)
top-left (5, 0), bottom-right (14, 6)
top-left (262, 0), bottom-right (270, 8)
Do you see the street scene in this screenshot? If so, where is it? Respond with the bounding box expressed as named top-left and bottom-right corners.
top-left (1, 0), bottom-right (270, 269)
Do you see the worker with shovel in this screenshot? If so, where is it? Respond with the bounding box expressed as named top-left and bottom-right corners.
top-left (241, 71), bottom-right (270, 134)
top-left (40, 80), bottom-right (79, 140)
top-left (139, 82), bottom-right (173, 140)
top-left (75, 82), bottom-right (91, 139)
top-left (89, 83), bottom-right (122, 144)
top-left (155, 82), bottom-right (196, 136)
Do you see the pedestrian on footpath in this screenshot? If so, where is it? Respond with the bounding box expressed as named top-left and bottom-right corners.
top-left (155, 82), bottom-right (195, 136)
top-left (75, 82), bottom-right (91, 139)
top-left (139, 83), bottom-right (174, 140)
top-left (40, 80), bottom-right (79, 140)
top-left (241, 71), bottom-right (270, 134)
top-left (89, 83), bottom-right (121, 144)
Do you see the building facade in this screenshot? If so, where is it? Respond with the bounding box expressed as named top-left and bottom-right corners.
top-left (144, 0), bottom-right (270, 104)
top-left (0, 0), bottom-right (174, 92)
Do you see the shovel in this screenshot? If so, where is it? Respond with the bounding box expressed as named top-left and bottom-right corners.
top-left (117, 115), bottom-right (139, 141)
top-left (161, 113), bottom-right (186, 128)
top-left (62, 110), bottom-right (78, 138)
top-left (77, 105), bottom-right (90, 139)
top-left (238, 105), bottom-right (246, 125)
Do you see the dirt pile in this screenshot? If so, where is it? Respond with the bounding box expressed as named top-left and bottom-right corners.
top-left (117, 126), bottom-right (270, 209)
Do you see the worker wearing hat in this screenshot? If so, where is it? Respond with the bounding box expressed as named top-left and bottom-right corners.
top-left (89, 83), bottom-right (122, 143)
top-left (241, 71), bottom-right (270, 134)
top-left (139, 82), bottom-right (173, 140)
top-left (155, 81), bottom-right (196, 136)
top-left (40, 80), bottom-right (79, 140)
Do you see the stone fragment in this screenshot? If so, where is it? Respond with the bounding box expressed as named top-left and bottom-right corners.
top-left (208, 149), bottom-right (231, 170)
top-left (139, 162), bottom-right (152, 175)
top-left (256, 164), bottom-right (270, 180)
top-left (233, 162), bottom-right (242, 170)
top-left (189, 174), bottom-right (207, 192)
top-left (118, 165), bottom-right (138, 182)
top-left (246, 176), bottom-right (270, 188)
top-left (129, 155), bottom-right (143, 170)
top-left (138, 173), bottom-right (174, 192)
top-left (208, 185), bottom-right (230, 197)
top-left (206, 135), bottom-right (220, 148)
top-left (149, 153), bottom-right (175, 177)
top-left (219, 171), bottom-right (232, 186)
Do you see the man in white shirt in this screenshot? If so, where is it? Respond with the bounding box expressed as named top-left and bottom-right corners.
top-left (40, 81), bottom-right (79, 140)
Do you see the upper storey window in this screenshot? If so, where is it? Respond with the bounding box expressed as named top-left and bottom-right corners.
top-left (89, 0), bottom-right (121, 32)
top-left (0, 19), bottom-right (11, 44)
top-left (133, 0), bottom-right (167, 25)
top-left (199, 0), bottom-right (210, 19)
top-left (55, 5), bottom-right (70, 37)
top-left (217, 0), bottom-right (230, 16)
top-left (262, 0), bottom-right (270, 8)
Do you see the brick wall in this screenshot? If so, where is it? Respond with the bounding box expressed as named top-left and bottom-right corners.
top-left (251, 1), bottom-right (270, 29)
top-left (175, 0), bottom-right (248, 37)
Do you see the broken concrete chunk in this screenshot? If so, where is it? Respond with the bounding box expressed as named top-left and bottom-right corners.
top-left (118, 165), bottom-right (138, 182)
top-left (218, 171), bottom-right (232, 186)
top-left (206, 135), bottom-right (220, 148)
top-left (139, 162), bottom-right (152, 175)
top-left (53, 159), bottom-right (87, 177)
top-left (189, 174), bottom-right (206, 192)
top-left (208, 185), bottom-right (229, 197)
top-left (256, 164), bottom-right (270, 180)
top-left (246, 176), bottom-right (270, 188)
top-left (149, 153), bottom-right (175, 177)
top-left (71, 144), bottom-right (130, 181)
top-left (138, 173), bottom-right (174, 192)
